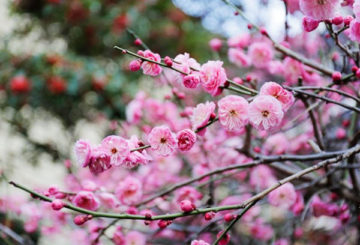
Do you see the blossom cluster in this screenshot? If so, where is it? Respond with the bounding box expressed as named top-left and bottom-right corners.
top-left (5, 1), bottom-right (360, 244)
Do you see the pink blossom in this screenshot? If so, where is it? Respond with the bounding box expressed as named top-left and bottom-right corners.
top-left (183, 72), bottom-right (201, 89)
top-left (125, 231), bottom-right (146, 245)
top-left (191, 240), bottom-right (210, 245)
top-left (98, 192), bottom-right (119, 209)
top-left (209, 38), bottom-right (222, 51)
top-left (140, 50), bottom-right (162, 76)
top-left (302, 16), bottom-right (320, 32)
top-left (283, 57), bottom-right (304, 84)
top-left (73, 191), bottom-right (100, 211)
top-left (311, 196), bottom-right (339, 217)
top-left (113, 227), bottom-right (125, 245)
top-left (115, 176), bottom-right (142, 205)
top-left (268, 183), bottom-right (297, 209)
top-left (174, 186), bottom-right (203, 205)
top-left (250, 165), bottom-right (277, 189)
top-left (228, 48), bottom-right (251, 67)
top-left (227, 34), bottom-right (251, 48)
top-left (180, 199), bottom-right (196, 212)
top-left (250, 219), bottom-right (274, 241)
top-left (291, 192), bottom-right (305, 215)
top-left (122, 136), bottom-right (151, 168)
top-left (74, 140), bottom-right (91, 167)
top-left (248, 42), bottom-right (274, 68)
top-left (87, 146), bottom-right (112, 174)
top-left (264, 133), bottom-right (289, 155)
top-left (287, 0), bottom-right (300, 13)
top-left (190, 101), bottom-right (216, 130)
top-left (101, 135), bottom-right (130, 166)
top-left (249, 95), bottom-right (284, 131)
top-left (173, 53), bottom-right (201, 73)
top-left (148, 126), bottom-right (177, 156)
top-left (129, 59), bottom-right (141, 71)
top-left (218, 95), bottom-right (249, 132)
top-left (259, 82), bottom-right (295, 111)
top-left (177, 129), bottom-right (197, 151)
top-left (199, 61), bottom-right (227, 96)
top-left (126, 99), bottom-right (143, 124)
top-left (299, 0), bottom-right (340, 20)
top-left (274, 239), bottom-right (289, 245)
top-left (349, 20), bottom-right (360, 42)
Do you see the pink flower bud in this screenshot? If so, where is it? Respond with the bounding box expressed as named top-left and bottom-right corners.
top-left (332, 72), bottom-right (342, 82)
top-left (177, 129), bottom-right (196, 152)
top-left (336, 128), bottom-right (346, 139)
top-left (134, 38), bottom-right (142, 46)
top-left (157, 220), bottom-right (172, 229)
top-left (302, 17), bottom-right (320, 32)
top-left (73, 215), bottom-right (89, 225)
top-left (216, 231), bottom-right (230, 245)
top-left (209, 38), bottom-right (222, 52)
top-left (51, 199), bottom-right (64, 211)
top-left (344, 16), bottom-right (353, 26)
top-left (180, 199), bottom-right (196, 212)
top-left (332, 16), bottom-right (343, 25)
top-left (164, 56), bottom-right (173, 66)
top-left (204, 211), bottom-right (216, 221)
top-left (127, 206), bottom-right (138, 214)
top-left (224, 213), bottom-right (236, 222)
top-left (129, 60), bottom-right (142, 72)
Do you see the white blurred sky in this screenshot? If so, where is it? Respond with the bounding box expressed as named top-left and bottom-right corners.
top-left (173, 0), bottom-right (303, 40)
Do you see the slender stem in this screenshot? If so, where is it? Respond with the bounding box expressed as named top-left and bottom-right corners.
top-left (299, 96), bottom-right (325, 151)
top-left (296, 86), bottom-right (360, 104)
top-left (9, 144), bottom-right (360, 221)
top-left (285, 86), bottom-right (360, 113)
top-left (114, 46), bottom-right (257, 95)
top-left (126, 28), bottom-right (150, 50)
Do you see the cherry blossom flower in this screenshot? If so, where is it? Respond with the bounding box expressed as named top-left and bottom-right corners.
top-left (101, 135), bottom-right (130, 166)
top-left (115, 176), bottom-right (142, 205)
top-left (177, 129), bottom-right (197, 151)
top-left (349, 20), bottom-right (360, 42)
top-left (228, 48), bottom-right (251, 67)
top-left (299, 0), bottom-right (340, 20)
top-left (139, 50), bottom-right (162, 76)
top-left (200, 61), bottom-right (227, 96)
top-left (248, 42), bottom-right (274, 68)
top-left (73, 191), bottom-right (100, 211)
top-left (190, 101), bottom-right (216, 131)
top-left (122, 136), bottom-right (152, 168)
top-left (249, 95), bottom-right (284, 131)
top-left (87, 146), bottom-right (112, 174)
top-left (227, 33), bottom-right (251, 48)
top-left (125, 231), bottom-right (146, 245)
top-left (218, 95), bottom-right (249, 132)
top-left (74, 140), bottom-right (92, 167)
top-left (268, 183), bottom-right (297, 209)
top-left (259, 82), bottom-right (294, 111)
top-left (147, 126), bottom-right (177, 156)
top-left (191, 240), bottom-right (210, 245)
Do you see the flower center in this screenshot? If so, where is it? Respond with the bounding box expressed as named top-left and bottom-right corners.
top-left (160, 138), bottom-right (167, 144)
top-left (229, 109), bottom-right (237, 116)
top-left (317, 0), bottom-right (326, 5)
top-left (262, 110), bottom-right (269, 117)
top-left (111, 148), bottom-right (117, 154)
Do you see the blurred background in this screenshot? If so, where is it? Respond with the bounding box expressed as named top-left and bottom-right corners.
top-left (0, 0), bottom-right (304, 244)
